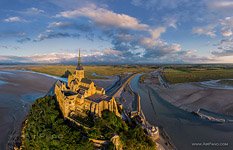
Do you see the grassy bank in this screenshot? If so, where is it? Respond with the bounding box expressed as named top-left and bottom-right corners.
top-left (19, 96), bottom-right (155, 150)
top-left (16, 65), bottom-right (155, 79)
top-left (163, 68), bottom-right (233, 84)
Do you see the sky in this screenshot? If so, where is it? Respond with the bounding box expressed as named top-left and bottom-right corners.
top-left (1, 0), bottom-right (233, 64)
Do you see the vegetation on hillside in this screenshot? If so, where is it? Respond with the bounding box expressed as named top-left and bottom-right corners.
top-left (20, 96), bottom-right (155, 150)
top-left (163, 68), bottom-right (233, 84)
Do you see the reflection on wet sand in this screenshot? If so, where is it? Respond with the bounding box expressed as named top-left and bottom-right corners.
top-left (0, 69), bottom-right (117, 150)
top-left (0, 70), bottom-right (57, 150)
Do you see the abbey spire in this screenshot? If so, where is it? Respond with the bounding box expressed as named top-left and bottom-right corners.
top-left (78, 49), bottom-right (81, 66)
top-left (76, 49), bottom-right (83, 70)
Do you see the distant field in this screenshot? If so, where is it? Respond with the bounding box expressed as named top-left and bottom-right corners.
top-left (16, 65), bottom-right (155, 79)
top-left (163, 68), bottom-right (233, 84)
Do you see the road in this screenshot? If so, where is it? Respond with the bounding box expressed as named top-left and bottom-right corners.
top-left (130, 74), bottom-right (233, 150)
top-left (106, 73), bottom-right (136, 97)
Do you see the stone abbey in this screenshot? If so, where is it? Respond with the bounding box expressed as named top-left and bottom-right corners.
top-left (55, 50), bottom-right (121, 118)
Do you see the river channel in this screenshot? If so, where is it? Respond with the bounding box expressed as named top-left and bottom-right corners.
top-left (130, 74), bottom-right (233, 150)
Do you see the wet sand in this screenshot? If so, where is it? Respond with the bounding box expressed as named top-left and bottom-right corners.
top-left (0, 69), bottom-right (117, 150)
top-left (158, 83), bottom-right (233, 115)
top-left (0, 70), bottom-right (57, 150)
top-left (130, 74), bottom-right (233, 150)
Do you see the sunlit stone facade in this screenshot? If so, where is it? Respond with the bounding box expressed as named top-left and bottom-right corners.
top-left (55, 50), bottom-right (121, 118)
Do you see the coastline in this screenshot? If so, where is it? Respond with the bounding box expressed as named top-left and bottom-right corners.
top-left (0, 70), bottom-right (57, 150)
top-left (0, 69), bottom-right (120, 150)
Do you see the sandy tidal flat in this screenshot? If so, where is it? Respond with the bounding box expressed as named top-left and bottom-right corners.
top-left (0, 69), bottom-right (117, 150)
top-left (0, 70), bottom-right (57, 150)
top-left (158, 82), bottom-right (233, 115)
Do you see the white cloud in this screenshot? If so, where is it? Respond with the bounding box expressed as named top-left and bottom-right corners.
top-left (140, 27), bottom-right (166, 47)
top-left (212, 50), bottom-right (233, 57)
top-left (48, 22), bottom-right (72, 28)
top-left (57, 4), bottom-right (149, 30)
top-left (102, 48), bottom-right (121, 55)
top-left (192, 25), bottom-right (216, 38)
top-left (220, 17), bottom-right (233, 27)
top-left (0, 49), bottom-right (124, 64)
top-left (208, 1), bottom-right (233, 9)
top-left (24, 7), bottom-right (44, 15)
top-left (150, 27), bottom-right (166, 39)
top-left (4, 16), bottom-right (25, 23)
top-left (169, 43), bottom-right (181, 52)
top-left (221, 29), bottom-right (233, 37)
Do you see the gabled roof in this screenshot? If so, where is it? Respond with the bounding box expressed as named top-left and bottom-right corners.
top-left (79, 85), bottom-right (89, 90)
top-left (63, 91), bottom-right (76, 96)
top-left (81, 78), bottom-right (92, 84)
top-left (86, 94), bottom-right (112, 103)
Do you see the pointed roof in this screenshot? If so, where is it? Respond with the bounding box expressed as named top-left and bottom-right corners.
top-left (76, 49), bottom-right (83, 70)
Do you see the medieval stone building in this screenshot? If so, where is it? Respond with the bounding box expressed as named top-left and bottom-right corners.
top-left (55, 50), bottom-right (121, 118)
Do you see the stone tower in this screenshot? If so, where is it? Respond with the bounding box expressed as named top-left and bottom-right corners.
top-left (74, 49), bottom-right (84, 81)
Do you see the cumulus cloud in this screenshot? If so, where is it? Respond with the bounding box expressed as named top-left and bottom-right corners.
top-left (192, 25), bottom-right (216, 38)
top-left (143, 42), bottom-right (182, 58)
top-left (57, 4), bottom-right (149, 30)
top-left (4, 16), bottom-right (25, 23)
top-left (48, 22), bottom-right (72, 28)
top-left (212, 50), bottom-right (233, 57)
top-left (207, 1), bottom-right (233, 9)
top-left (54, 3), bottom-right (191, 62)
top-left (219, 17), bottom-right (233, 37)
top-left (140, 27), bottom-right (166, 48)
top-left (23, 7), bottom-right (45, 15)
top-left (205, 0), bottom-right (233, 15)
top-left (0, 49), bottom-right (124, 64)
top-left (220, 17), bottom-right (233, 26)
top-left (221, 29), bottom-right (233, 37)
top-left (212, 38), bottom-right (233, 57)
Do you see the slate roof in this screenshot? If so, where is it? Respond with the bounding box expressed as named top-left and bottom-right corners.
top-left (79, 85), bottom-right (89, 90)
top-left (81, 78), bottom-right (92, 84)
top-left (86, 94), bottom-right (112, 103)
top-left (63, 91), bottom-right (76, 96)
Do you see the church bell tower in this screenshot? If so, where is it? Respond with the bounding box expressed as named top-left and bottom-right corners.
top-left (74, 49), bottom-right (84, 81)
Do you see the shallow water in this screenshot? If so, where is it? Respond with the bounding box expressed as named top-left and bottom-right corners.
top-left (0, 80), bottom-right (7, 86)
top-left (0, 70), bottom-right (57, 150)
top-left (130, 74), bottom-right (233, 150)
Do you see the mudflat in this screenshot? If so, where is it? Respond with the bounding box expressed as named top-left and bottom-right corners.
top-left (0, 70), bottom-right (57, 150)
top-left (0, 69), bottom-right (117, 150)
top-left (158, 82), bottom-right (233, 115)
